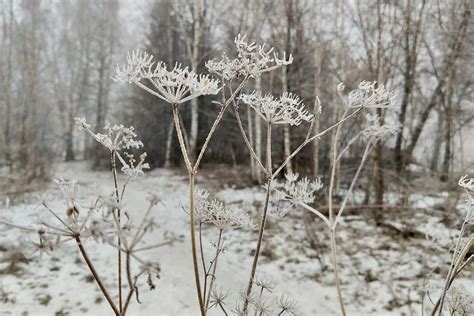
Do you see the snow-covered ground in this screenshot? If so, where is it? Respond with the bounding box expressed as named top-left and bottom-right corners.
top-left (0, 162), bottom-right (472, 315)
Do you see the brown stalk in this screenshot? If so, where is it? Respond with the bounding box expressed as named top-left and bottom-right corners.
top-left (74, 235), bottom-right (119, 316)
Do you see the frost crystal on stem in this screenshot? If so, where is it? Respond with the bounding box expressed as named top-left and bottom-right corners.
top-left (206, 34), bottom-right (292, 79)
top-left (113, 49), bottom-right (220, 104)
top-left (239, 92), bottom-right (313, 126)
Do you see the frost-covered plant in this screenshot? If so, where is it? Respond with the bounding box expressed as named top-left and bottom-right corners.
top-left (75, 118), bottom-right (150, 177)
top-left (213, 273), bottom-right (297, 316)
top-left (194, 190), bottom-right (256, 313)
top-left (1, 120), bottom-right (173, 316)
top-left (115, 34), bottom-right (292, 316)
top-left (113, 50), bottom-right (220, 104)
top-left (264, 85), bottom-right (397, 315)
top-left (346, 80), bottom-right (396, 109)
top-left (196, 190), bottom-right (255, 230)
top-left (239, 92), bottom-right (313, 126)
top-left (206, 34), bottom-right (292, 80)
top-left (232, 80), bottom-right (396, 313)
top-left (273, 172), bottom-right (323, 206)
top-left (432, 175), bottom-right (473, 316)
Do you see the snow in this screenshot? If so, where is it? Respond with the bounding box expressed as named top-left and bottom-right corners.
top-left (0, 162), bottom-right (472, 315)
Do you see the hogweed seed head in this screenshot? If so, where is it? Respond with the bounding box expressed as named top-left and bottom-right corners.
top-left (348, 81), bottom-right (396, 109)
top-left (459, 175), bottom-right (474, 191)
top-left (239, 92), bottom-right (313, 126)
top-left (195, 190), bottom-right (254, 230)
top-left (113, 49), bottom-right (154, 83)
top-left (75, 117), bottom-right (149, 177)
top-left (114, 50), bottom-right (220, 104)
top-left (274, 172), bottom-right (323, 205)
top-left (206, 34), bottom-right (292, 80)
top-left (277, 294), bottom-right (298, 315)
top-left (362, 113), bottom-right (398, 140)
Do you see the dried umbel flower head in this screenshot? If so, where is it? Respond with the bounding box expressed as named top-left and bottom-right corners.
top-left (113, 49), bottom-right (220, 104)
top-left (459, 175), bottom-right (474, 191)
top-left (208, 287), bottom-right (229, 310)
top-left (112, 49), bottom-right (154, 83)
top-left (277, 294), bottom-right (298, 315)
top-left (195, 190), bottom-right (254, 230)
top-left (347, 81), bottom-right (396, 109)
top-left (75, 117), bottom-right (150, 177)
top-left (52, 177), bottom-right (78, 210)
top-left (274, 172), bottom-right (323, 205)
top-left (206, 34), bottom-right (292, 80)
top-left (239, 92), bottom-right (313, 126)
top-left (362, 113), bottom-right (398, 140)
top-left (254, 273), bottom-right (276, 293)
top-left (75, 118), bottom-right (143, 152)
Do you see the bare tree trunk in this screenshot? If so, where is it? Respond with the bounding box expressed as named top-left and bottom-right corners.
top-left (94, 58), bottom-right (105, 167)
top-left (164, 120), bottom-right (174, 168)
top-left (254, 76), bottom-right (262, 183)
top-left (1, 0), bottom-right (13, 170)
top-left (312, 50), bottom-right (322, 178)
top-left (372, 0), bottom-right (385, 225)
top-left (65, 116), bottom-right (76, 162)
top-left (405, 7), bottom-right (470, 163)
top-left (430, 111), bottom-right (444, 172)
top-left (247, 101), bottom-right (256, 179)
top-left (282, 0), bottom-right (293, 174)
top-left (441, 80), bottom-right (454, 182)
top-left (281, 65), bottom-right (292, 173)
top-left (394, 0), bottom-right (425, 173)
top-left (189, 0), bottom-right (204, 161)
top-left (164, 19), bottom-right (175, 169)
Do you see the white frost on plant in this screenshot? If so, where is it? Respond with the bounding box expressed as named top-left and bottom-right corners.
top-left (195, 190), bottom-right (254, 230)
top-left (239, 92), bottom-right (313, 126)
top-left (112, 49), bottom-right (154, 83)
top-left (206, 34), bottom-right (292, 80)
top-left (113, 49), bottom-right (220, 104)
top-left (362, 113), bottom-right (398, 140)
top-left (117, 152), bottom-right (150, 177)
top-left (347, 81), bottom-right (396, 109)
top-left (75, 117), bottom-right (149, 177)
top-left (274, 172), bottom-right (323, 205)
top-left (458, 175), bottom-right (474, 191)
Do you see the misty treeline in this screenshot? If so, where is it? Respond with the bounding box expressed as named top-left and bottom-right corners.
top-left (0, 0), bottom-right (472, 201)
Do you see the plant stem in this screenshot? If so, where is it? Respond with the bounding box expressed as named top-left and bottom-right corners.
top-left (244, 123), bottom-right (272, 313)
top-left (111, 150), bottom-right (123, 314)
top-left (171, 104), bottom-right (205, 315)
top-left (75, 235), bottom-right (119, 316)
top-left (330, 229), bottom-right (346, 316)
top-left (436, 217), bottom-right (469, 316)
top-left (189, 174), bottom-right (206, 316)
top-left (205, 228), bottom-right (223, 310)
top-left (123, 251), bottom-right (135, 315)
